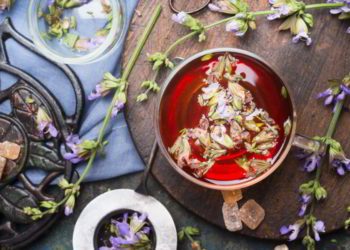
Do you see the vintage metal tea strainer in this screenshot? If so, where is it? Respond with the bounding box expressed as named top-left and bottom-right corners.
top-left (73, 142), bottom-right (177, 250)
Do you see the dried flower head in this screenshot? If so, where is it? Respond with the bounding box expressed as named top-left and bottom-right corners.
top-left (268, 0), bottom-right (314, 45)
top-left (63, 134), bottom-right (103, 164)
top-left (225, 13), bottom-right (256, 37)
top-left (280, 219), bottom-right (305, 241)
top-left (296, 149), bottom-right (322, 172)
top-left (88, 72), bottom-right (126, 100)
top-left (317, 73), bottom-right (350, 110)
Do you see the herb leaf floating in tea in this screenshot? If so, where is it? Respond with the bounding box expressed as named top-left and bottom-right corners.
top-left (168, 54), bottom-right (281, 180)
top-left (97, 212), bottom-right (154, 250)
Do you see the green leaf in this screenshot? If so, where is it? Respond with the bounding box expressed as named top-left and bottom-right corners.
top-left (339, 12), bottom-right (350, 20)
top-left (201, 54), bottom-right (213, 61)
top-left (136, 93), bottom-right (148, 102)
top-left (330, 239), bottom-right (338, 244)
top-left (40, 200), bottom-right (58, 209)
top-left (70, 16), bottom-right (77, 29)
top-left (302, 13), bottom-right (314, 27)
top-left (279, 15), bottom-right (296, 31)
top-left (63, 33), bottom-right (79, 48)
top-left (178, 230), bottom-right (185, 241)
top-left (281, 86), bottom-right (288, 98)
top-left (315, 186), bottom-right (327, 200)
top-left (302, 235), bottom-right (315, 250)
top-left (294, 17), bottom-right (308, 35)
top-left (185, 226), bottom-right (200, 236)
top-left (345, 218), bottom-right (350, 229)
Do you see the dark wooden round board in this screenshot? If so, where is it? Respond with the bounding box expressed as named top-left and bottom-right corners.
top-left (123, 0), bottom-right (350, 240)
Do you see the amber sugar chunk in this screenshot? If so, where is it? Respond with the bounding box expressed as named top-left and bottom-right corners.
top-left (222, 202), bottom-right (242, 232)
top-left (222, 190), bottom-right (243, 204)
top-left (0, 141), bottom-right (21, 160)
top-left (239, 199), bottom-right (265, 230)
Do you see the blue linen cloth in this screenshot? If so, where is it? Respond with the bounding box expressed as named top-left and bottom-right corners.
top-left (0, 0), bottom-right (144, 183)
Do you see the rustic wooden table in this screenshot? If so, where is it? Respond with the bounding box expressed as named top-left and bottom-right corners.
top-left (124, 0), bottom-right (350, 240)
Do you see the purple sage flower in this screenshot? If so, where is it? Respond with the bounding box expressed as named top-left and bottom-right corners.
top-left (317, 82), bottom-right (350, 110)
top-left (112, 101), bottom-right (125, 117)
top-left (331, 157), bottom-right (350, 175)
top-left (208, 0), bottom-right (246, 14)
top-left (63, 134), bottom-right (84, 164)
top-left (100, 212), bottom-right (152, 250)
top-left (64, 205), bottom-right (73, 216)
top-left (292, 32), bottom-right (312, 46)
top-left (63, 134), bottom-right (98, 164)
top-left (298, 194), bottom-right (312, 217)
top-left (328, 0), bottom-right (350, 14)
top-left (171, 11), bottom-right (188, 24)
top-left (36, 107), bottom-right (58, 138)
top-left (208, 3), bottom-right (221, 12)
top-left (313, 220), bottom-right (325, 241)
top-left (267, 5), bottom-right (291, 20)
top-left (225, 14), bottom-right (248, 37)
top-left (88, 72), bottom-right (124, 101)
top-left (317, 88), bottom-right (334, 106)
top-left (64, 194), bottom-right (76, 216)
top-left (74, 38), bottom-right (97, 51)
top-left (296, 150), bottom-right (322, 172)
top-left (280, 221), bottom-right (304, 241)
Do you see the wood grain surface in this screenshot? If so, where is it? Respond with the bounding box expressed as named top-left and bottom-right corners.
top-left (123, 0), bottom-right (350, 239)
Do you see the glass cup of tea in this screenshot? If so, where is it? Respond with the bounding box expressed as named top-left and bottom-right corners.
top-left (154, 48), bottom-right (324, 197)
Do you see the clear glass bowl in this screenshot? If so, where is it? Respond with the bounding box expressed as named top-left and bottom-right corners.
top-left (28, 0), bottom-right (126, 64)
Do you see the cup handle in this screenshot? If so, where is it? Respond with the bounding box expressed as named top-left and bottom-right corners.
top-left (292, 134), bottom-right (326, 154)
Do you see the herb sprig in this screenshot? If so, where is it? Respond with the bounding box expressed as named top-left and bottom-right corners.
top-left (178, 226), bottom-right (206, 250)
top-left (23, 4), bottom-right (162, 220)
top-left (280, 73), bottom-right (350, 250)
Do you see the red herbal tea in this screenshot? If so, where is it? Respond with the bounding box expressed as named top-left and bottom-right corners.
top-left (159, 52), bottom-right (293, 185)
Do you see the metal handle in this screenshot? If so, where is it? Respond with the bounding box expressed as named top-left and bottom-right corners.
top-left (169, 0), bottom-right (211, 14)
top-left (292, 134), bottom-right (326, 154)
top-left (135, 140), bottom-right (158, 196)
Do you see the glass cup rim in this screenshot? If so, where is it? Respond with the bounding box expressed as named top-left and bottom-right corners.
top-left (28, 0), bottom-right (127, 65)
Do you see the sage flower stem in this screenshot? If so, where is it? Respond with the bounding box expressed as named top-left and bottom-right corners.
top-left (325, 100), bottom-right (344, 138)
top-left (165, 16), bottom-right (237, 55)
top-left (164, 2), bottom-right (346, 57)
top-left (305, 2), bottom-right (345, 10)
top-left (304, 97), bottom-right (345, 242)
top-left (75, 4), bottom-right (162, 186)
